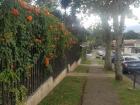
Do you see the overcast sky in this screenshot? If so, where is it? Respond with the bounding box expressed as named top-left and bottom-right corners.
top-left (76, 6), bottom-right (140, 32)
top-left (58, 4), bottom-right (140, 32)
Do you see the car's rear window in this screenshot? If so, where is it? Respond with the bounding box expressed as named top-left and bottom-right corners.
top-left (125, 57), bottom-right (137, 61)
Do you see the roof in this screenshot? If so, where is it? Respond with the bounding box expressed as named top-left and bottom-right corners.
top-left (112, 40), bottom-right (136, 47)
top-left (124, 40), bottom-right (135, 47)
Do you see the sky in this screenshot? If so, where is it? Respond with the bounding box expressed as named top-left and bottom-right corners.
top-left (125, 7), bottom-right (140, 32)
top-left (57, 3), bottom-right (140, 32)
top-left (31, 0), bottom-right (140, 32)
top-left (125, 7), bottom-right (140, 26)
top-left (78, 7), bottom-right (140, 32)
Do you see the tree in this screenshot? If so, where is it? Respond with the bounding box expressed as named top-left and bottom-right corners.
top-left (100, 13), bottom-right (112, 71)
top-left (35, 0), bottom-right (140, 80)
top-left (72, 0), bottom-right (113, 71)
top-left (34, 0), bottom-right (57, 11)
top-left (124, 31), bottom-right (140, 39)
top-left (34, 0), bottom-right (86, 42)
top-left (60, 0), bottom-right (72, 24)
top-left (111, 0), bottom-right (140, 80)
top-left (60, 0), bottom-right (72, 10)
top-left (53, 0), bottom-right (88, 41)
top-left (72, 0), bottom-right (140, 80)
top-left (92, 25), bottom-right (104, 47)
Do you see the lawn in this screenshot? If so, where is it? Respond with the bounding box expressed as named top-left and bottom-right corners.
top-left (81, 58), bottom-right (91, 64)
top-left (95, 58), bottom-right (104, 65)
top-left (39, 77), bottom-right (86, 105)
top-left (74, 65), bottom-right (89, 73)
top-left (112, 77), bottom-right (140, 105)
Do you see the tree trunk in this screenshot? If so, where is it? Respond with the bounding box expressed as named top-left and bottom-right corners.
top-left (113, 14), bottom-right (125, 81)
top-left (101, 15), bottom-right (112, 71)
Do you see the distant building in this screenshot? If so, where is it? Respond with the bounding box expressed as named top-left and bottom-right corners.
top-left (112, 40), bottom-right (140, 54)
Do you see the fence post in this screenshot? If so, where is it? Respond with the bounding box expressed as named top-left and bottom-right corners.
top-left (133, 71), bottom-right (136, 89)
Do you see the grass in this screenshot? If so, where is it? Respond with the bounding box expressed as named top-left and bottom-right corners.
top-left (95, 58), bottom-right (104, 65)
top-left (39, 77), bottom-right (86, 105)
top-left (74, 65), bottom-right (89, 73)
top-left (112, 77), bottom-right (140, 105)
top-left (81, 58), bottom-right (91, 64)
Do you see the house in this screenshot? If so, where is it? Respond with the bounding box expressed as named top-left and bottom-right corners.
top-left (112, 39), bottom-right (140, 54)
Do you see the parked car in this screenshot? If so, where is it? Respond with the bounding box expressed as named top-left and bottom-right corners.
top-left (96, 50), bottom-right (105, 59)
top-left (97, 50), bottom-right (105, 56)
top-left (122, 53), bottom-right (132, 56)
top-left (132, 53), bottom-right (140, 59)
top-left (111, 52), bottom-right (116, 63)
top-left (122, 60), bottom-right (140, 74)
top-left (122, 55), bottom-right (139, 62)
top-left (86, 53), bottom-right (92, 58)
top-left (102, 52), bottom-right (115, 60)
top-left (122, 56), bottom-right (140, 74)
top-left (112, 54), bottom-right (136, 63)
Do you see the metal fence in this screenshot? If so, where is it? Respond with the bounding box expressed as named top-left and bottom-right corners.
top-left (0, 45), bottom-right (81, 105)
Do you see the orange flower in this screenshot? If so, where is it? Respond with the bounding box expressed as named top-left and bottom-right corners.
top-left (26, 16), bottom-right (33, 22)
top-left (11, 8), bottom-right (19, 16)
top-left (44, 57), bottom-right (49, 66)
top-left (44, 9), bottom-right (50, 16)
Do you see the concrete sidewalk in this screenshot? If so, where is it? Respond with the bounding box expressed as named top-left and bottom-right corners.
top-left (67, 72), bottom-right (114, 78)
top-left (82, 63), bottom-right (121, 105)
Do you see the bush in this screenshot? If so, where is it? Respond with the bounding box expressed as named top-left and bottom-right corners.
top-left (0, 0), bottom-right (78, 104)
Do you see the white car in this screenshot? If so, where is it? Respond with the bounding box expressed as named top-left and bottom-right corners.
top-left (122, 55), bottom-right (140, 62)
top-left (131, 53), bottom-right (140, 59)
top-left (97, 50), bottom-right (105, 56)
top-left (86, 53), bottom-right (92, 58)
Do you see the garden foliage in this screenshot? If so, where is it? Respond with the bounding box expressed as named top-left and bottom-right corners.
top-left (0, 0), bottom-right (78, 104)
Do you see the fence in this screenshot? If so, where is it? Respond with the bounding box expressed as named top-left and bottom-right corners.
top-left (0, 45), bottom-right (81, 105)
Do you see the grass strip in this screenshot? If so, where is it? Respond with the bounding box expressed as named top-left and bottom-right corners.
top-left (112, 77), bottom-right (140, 105)
top-left (74, 65), bottom-right (89, 73)
top-left (95, 58), bottom-right (104, 65)
top-left (39, 77), bottom-right (86, 105)
top-left (81, 59), bottom-right (91, 64)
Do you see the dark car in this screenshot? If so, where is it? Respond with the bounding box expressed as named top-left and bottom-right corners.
top-left (111, 53), bottom-right (116, 63)
top-left (111, 54), bottom-right (123, 63)
top-left (122, 60), bottom-right (140, 74)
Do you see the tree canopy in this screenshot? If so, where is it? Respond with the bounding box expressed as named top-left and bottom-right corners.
top-left (60, 0), bottom-right (72, 9)
top-left (124, 30), bottom-right (140, 39)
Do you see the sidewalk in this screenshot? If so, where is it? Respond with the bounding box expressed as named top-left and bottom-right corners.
top-left (68, 59), bottom-right (121, 105)
top-left (82, 65), bottom-right (121, 105)
top-left (81, 59), bottom-right (121, 105)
